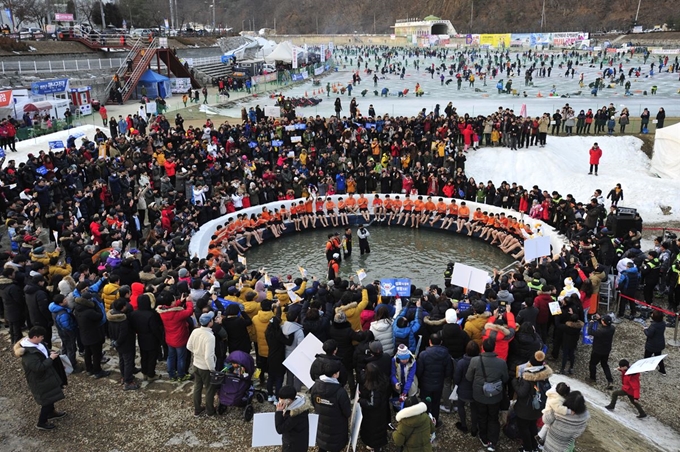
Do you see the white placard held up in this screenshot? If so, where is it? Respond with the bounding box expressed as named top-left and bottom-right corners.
top-left (283, 333), bottom-right (324, 389)
top-left (347, 395), bottom-right (363, 452)
top-left (625, 354), bottom-right (668, 375)
top-left (548, 301), bottom-right (562, 316)
top-left (251, 412), bottom-right (319, 447)
top-left (264, 106), bottom-right (281, 118)
top-left (290, 136), bottom-right (302, 143)
top-left (450, 263), bottom-right (488, 294)
top-left (356, 269), bottom-right (366, 282)
top-left (524, 235), bottom-right (551, 261)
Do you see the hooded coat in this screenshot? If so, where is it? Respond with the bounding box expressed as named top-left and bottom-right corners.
top-left (107, 307), bottom-right (136, 353)
top-left (370, 318), bottom-right (395, 356)
top-left (130, 294), bottom-right (164, 351)
top-left (73, 296), bottom-right (105, 346)
top-left (253, 309), bottom-right (275, 357)
top-left (481, 315), bottom-right (516, 361)
top-left (14, 338), bottom-right (65, 407)
top-left (25, 280), bottom-right (51, 329)
top-left (464, 311), bottom-right (491, 347)
top-left (441, 322), bottom-right (470, 360)
top-left (1, 276), bottom-right (25, 322)
top-left (156, 300), bottom-right (194, 347)
top-left (512, 364), bottom-right (553, 420)
top-left (275, 395), bottom-right (312, 452)
top-left (392, 402), bottom-right (435, 452)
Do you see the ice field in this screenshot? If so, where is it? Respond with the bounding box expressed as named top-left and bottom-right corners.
top-left (207, 50), bottom-right (680, 119)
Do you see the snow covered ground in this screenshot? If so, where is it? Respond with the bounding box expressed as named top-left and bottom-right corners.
top-left (207, 50), bottom-right (680, 119)
top-left (464, 135), bottom-right (679, 224)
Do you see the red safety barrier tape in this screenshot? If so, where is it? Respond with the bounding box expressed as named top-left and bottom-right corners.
top-left (619, 293), bottom-right (677, 317)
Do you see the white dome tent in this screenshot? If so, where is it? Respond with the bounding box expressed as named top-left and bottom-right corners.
top-left (650, 121), bottom-right (680, 179)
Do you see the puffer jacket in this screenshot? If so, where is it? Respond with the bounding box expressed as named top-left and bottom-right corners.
top-left (310, 376), bottom-right (351, 452)
top-left (156, 300), bottom-right (194, 348)
top-left (107, 307), bottom-right (136, 353)
top-left (130, 294), bottom-right (164, 351)
top-left (275, 395), bottom-right (312, 452)
top-left (370, 318), bottom-right (395, 356)
top-left (481, 312), bottom-right (517, 361)
top-left (512, 364), bottom-right (553, 420)
top-left (73, 295), bottom-right (105, 346)
top-left (48, 302), bottom-right (77, 332)
top-left (14, 339), bottom-right (65, 407)
top-left (392, 402), bottom-right (435, 452)
top-left (130, 282), bottom-right (144, 310)
top-left (1, 276), bottom-right (24, 322)
top-left (253, 309), bottom-right (275, 357)
top-left (393, 306), bottom-right (422, 353)
top-left (281, 321), bottom-right (305, 358)
top-left (25, 281), bottom-right (52, 329)
top-left (507, 329), bottom-right (543, 374)
top-left (416, 344), bottom-right (453, 393)
top-left (464, 311), bottom-right (491, 347)
top-left (466, 351), bottom-right (509, 405)
top-left (101, 282), bottom-right (120, 311)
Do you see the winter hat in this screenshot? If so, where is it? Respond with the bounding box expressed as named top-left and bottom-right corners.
top-left (396, 344), bottom-right (411, 360)
top-left (227, 286), bottom-right (238, 294)
top-left (602, 315), bottom-right (613, 326)
top-left (403, 395), bottom-right (420, 408)
top-left (225, 304), bottom-right (240, 316)
top-left (334, 310), bottom-right (347, 324)
top-left (261, 300), bottom-right (273, 311)
top-left (215, 268), bottom-right (226, 280)
top-left (270, 276), bottom-right (280, 289)
top-left (530, 350), bottom-right (546, 367)
top-left (278, 386), bottom-right (297, 401)
top-left (445, 308), bottom-right (458, 324)
top-left (33, 246), bottom-right (45, 254)
top-left (199, 311), bottom-right (215, 326)
top-left (178, 268), bottom-right (189, 278)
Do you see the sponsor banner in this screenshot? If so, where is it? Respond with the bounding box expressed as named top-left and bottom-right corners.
top-left (0, 90), bottom-right (12, 107)
top-left (251, 72), bottom-right (277, 85)
top-left (314, 66), bottom-right (324, 76)
top-left (552, 32), bottom-right (588, 46)
top-left (479, 33), bottom-right (511, 48)
top-left (31, 78), bottom-right (68, 95)
top-left (55, 13), bottom-right (73, 21)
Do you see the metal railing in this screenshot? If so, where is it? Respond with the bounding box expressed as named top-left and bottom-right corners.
top-left (0, 58), bottom-right (128, 74)
top-left (119, 38), bottom-right (159, 101)
top-left (188, 55), bottom-right (224, 67)
top-left (102, 37), bottom-right (147, 101)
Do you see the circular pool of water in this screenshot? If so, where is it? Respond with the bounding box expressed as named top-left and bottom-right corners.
top-left (243, 226), bottom-right (515, 289)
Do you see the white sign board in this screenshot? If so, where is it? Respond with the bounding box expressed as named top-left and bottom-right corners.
top-left (625, 354), bottom-right (668, 375)
top-left (264, 106), bottom-right (281, 118)
top-left (450, 263), bottom-right (488, 294)
top-left (524, 236), bottom-right (551, 261)
top-left (251, 412), bottom-right (319, 447)
top-left (283, 333), bottom-right (324, 389)
top-left (348, 402), bottom-right (363, 452)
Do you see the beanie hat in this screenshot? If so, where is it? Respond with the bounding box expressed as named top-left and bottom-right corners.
top-left (445, 308), bottom-right (458, 324)
top-left (215, 268), bottom-right (226, 280)
top-left (225, 304), bottom-right (240, 316)
top-left (530, 350), bottom-right (546, 367)
top-left (396, 344), bottom-right (410, 360)
top-left (334, 310), bottom-right (347, 324)
top-left (178, 268), bottom-right (189, 278)
top-left (261, 300), bottom-right (273, 311)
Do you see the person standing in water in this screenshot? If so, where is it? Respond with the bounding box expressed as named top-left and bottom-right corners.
top-left (357, 225), bottom-right (371, 255)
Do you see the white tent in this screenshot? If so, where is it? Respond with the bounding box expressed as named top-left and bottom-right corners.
top-left (264, 41), bottom-right (294, 63)
top-left (650, 121), bottom-right (680, 179)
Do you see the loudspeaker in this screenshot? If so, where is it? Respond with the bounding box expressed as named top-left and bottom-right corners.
top-left (611, 216), bottom-right (637, 237)
top-left (615, 206), bottom-right (637, 219)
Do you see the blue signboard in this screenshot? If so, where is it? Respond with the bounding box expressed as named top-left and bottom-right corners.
top-left (291, 73), bottom-right (305, 81)
top-left (0, 148), bottom-right (5, 158)
top-left (49, 140), bottom-right (64, 149)
top-left (271, 140), bottom-right (283, 147)
top-left (31, 78), bottom-right (68, 95)
top-left (294, 123), bottom-right (306, 130)
top-left (36, 166), bottom-right (48, 175)
top-left (380, 278), bottom-right (411, 297)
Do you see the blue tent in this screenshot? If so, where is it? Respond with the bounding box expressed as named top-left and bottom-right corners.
top-left (136, 70), bottom-right (171, 99)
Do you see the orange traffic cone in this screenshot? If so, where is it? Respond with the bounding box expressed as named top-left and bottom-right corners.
top-left (537, 91), bottom-right (543, 98)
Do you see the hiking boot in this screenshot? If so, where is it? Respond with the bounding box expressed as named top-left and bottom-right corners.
top-left (194, 407), bottom-right (205, 417)
top-left (94, 371), bottom-right (111, 379)
top-left (124, 382), bottom-right (140, 391)
top-left (179, 374), bottom-right (192, 382)
top-left (637, 413), bottom-right (647, 419)
top-left (36, 422), bottom-right (56, 430)
top-left (455, 421), bottom-right (468, 433)
top-left (604, 404), bottom-right (614, 411)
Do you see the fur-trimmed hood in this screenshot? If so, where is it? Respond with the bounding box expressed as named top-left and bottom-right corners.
top-left (106, 310), bottom-right (127, 323)
top-left (336, 302), bottom-right (357, 313)
top-left (565, 320), bottom-right (585, 329)
top-left (395, 401), bottom-right (428, 421)
top-left (13, 340), bottom-right (27, 357)
top-left (520, 364), bottom-right (553, 382)
top-left (484, 322), bottom-right (510, 336)
top-left (286, 395), bottom-right (312, 417)
top-left (156, 304), bottom-right (186, 315)
top-left (467, 311), bottom-right (492, 321)
top-left (423, 316), bottom-right (447, 326)
top-left (75, 296), bottom-right (95, 308)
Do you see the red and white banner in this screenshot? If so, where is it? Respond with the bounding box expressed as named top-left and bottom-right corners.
top-left (0, 90), bottom-right (12, 108)
top-left (55, 13), bottom-right (74, 21)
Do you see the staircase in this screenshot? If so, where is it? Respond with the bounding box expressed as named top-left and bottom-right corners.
top-left (59, 25), bottom-right (131, 50)
top-left (156, 48), bottom-right (202, 89)
top-left (105, 38), bottom-right (159, 105)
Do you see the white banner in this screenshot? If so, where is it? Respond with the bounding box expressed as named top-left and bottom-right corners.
top-left (264, 106), bottom-right (281, 117)
top-left (283, 334), bottom-right (323, 389)
top-left (314, 66), bottom-right (324, 76)
top-left (292, 47), bottom-right (298, 69)
top-left (170, 78), bottom-right (192, 93)
top-left (252, 413), bottom-right (319, 447)
top-left (320, 45), bottom-right (325, 63)
top-left (451, 263), bottom-right (488, 294)
top-left (524, 236), bottom-right (551, 261)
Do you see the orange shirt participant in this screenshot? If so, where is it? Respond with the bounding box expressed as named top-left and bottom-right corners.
top-left (372, 196), bottom-right (383, 209)
top-left (413, 198), bottom-right (425, 213)
top-left (345, 196), bottom-right (357, 211)
top-left (402, 197), bottom-right (413, 213)
top-left (357, 196), bottom-right (369, 210)
top-left (304, 198), bottom-right (314, 214)
top-left (472, 209), bottom-right (484, 222)
top-left (448, 202), bottom-right (459, 217)
top-left (391, 197), bottom-right (403, 212)
top-left (425, 199), bottom-right (436, 212)
top-left (315, 198), bottom-right (325, 213)
top-left (458, 203), bottom-right (471, 219)
top-left (325, 199), bottom-right (336, 213)
top-left (436, 200), bottom-right (448, 215)
top-left (337, 199), bottom-right (346, 211)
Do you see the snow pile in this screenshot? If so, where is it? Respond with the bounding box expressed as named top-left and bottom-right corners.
top-left (464, 135), bottom-right (679, 224)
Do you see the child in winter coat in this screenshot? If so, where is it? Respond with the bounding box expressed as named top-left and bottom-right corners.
top-left (538, 382), bottom-right (571, 441)
top-left (491, 128), bottom-right (501, 146)
top-left (605, 359), bottom-right (647, 418)
top-left (393, 303), bottom-right (422, 353)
